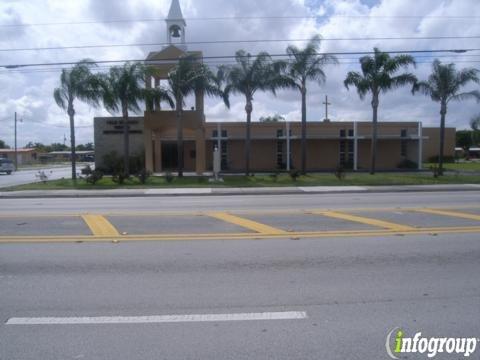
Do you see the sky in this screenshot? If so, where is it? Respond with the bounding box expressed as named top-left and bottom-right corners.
top-left (0, 0), bottom-right (479, 147)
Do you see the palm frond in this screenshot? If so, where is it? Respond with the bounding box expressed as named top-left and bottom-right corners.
top-left (412, 80), bottom-right (434, 97)
top-left (344, 72), bottom-right (370, 100)
top-left (390, 73), bottom-right (417, 90)
top-left (53, 87), bottom-right (68, 111)
top-left (449, 90), bottom-right (480, 103)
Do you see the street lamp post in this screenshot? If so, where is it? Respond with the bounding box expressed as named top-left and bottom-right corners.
top-left (14, 112), bottom-right (23, 171)
top-left (14, 112), bottom-right (18, 171)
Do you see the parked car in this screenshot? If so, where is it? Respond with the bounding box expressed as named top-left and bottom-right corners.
top-left (0, 158), bottom-right (15, 174)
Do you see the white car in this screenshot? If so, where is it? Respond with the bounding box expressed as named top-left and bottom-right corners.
top-left (0, 158), bottom-right (14, 175)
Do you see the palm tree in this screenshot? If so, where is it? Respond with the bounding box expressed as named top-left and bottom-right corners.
top-left (53, 59), bottom-right (100, 182)
top-left (413, 60), bottom-right (480, 174)
top-left (282, 35), bottom-right (338, 174)
top-left (162, 56), bottom-right (229, 177)
top-left (100, 62), bottom-right (173, 176)
top-left (344, 48), bottom-right (417, 174)
top-left (225, 50), bottom-right (292, 175)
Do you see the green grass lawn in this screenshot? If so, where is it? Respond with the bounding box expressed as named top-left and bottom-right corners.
top-left (6, 172), bottom-right (480, 191)
top-left (424, 162), bottom-right (480, 172)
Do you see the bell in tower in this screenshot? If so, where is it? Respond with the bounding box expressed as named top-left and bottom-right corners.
top-left (170, 25), bottom-right (182, 38)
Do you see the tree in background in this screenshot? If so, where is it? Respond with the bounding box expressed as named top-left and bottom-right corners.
top-left (259, 114), bottom-right (285, 123)
top-left (0, 140), bottom-right (10, 149)
top-left (76, 143), bottom-right (94, 151)
top-left (456, 130), bottom-right (473, 150)
top-left (25, 142), bottom-right (69, 153)
top-left (281, 35), bottom-right (338, 174)
top-left (413, 60), bottom-right (480, 174)
top-left (345, 48), bottom-right (416, 175)
top-left (471, 114), bottom-right (480, 146)
top-left (54, 59), bottom-right (101, 182)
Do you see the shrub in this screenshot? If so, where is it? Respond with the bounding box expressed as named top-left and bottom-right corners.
top-left (129, 154), bottom-right (145, 175)
top-left (428, 155), bottom-right (455, 163)
top-left (101, 151), bottom-right (145, 175)
top-left (101, 152), bottom-right (123, 175)
top-left (165, 172), bottom-right (174, 183)
top-left (334, 165), bottom-right (346, 180)
top-left (80, 165), bottom-right (104, 185)
top-left (87, 170), bottom-right (103, 185)
top-left (112, 171), bottom-right (128, 185)
top-left (289, 170), bottom-right (301, 182)
top-left (135, 169), bottom-right (151, 185)
top-left (397, 159), bottom-right (418, 169)
top-left (81, 165), bottom-right (92, 176)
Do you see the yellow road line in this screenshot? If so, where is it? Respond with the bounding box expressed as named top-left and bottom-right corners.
top-left (313, 210), bottom-right (416, 231)
top-left (207, 212), bottom-right (287, 234)
top-left (1, 204), bottom-right (480, 218)
top-left (414, 208), bottom-right (480, 222)
top-left (1, 226), bottom-right (480, 243)
top-left (81, 215), bottom-right (120, 236)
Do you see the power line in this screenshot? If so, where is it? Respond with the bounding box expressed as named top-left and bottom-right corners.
top-left (2, 35), bottom-right (479, 53)
top-left (2, 48), bottom-right (479, 69)
top-left (1, 14), bottom-right (479, 28)
top-left (4, 57), bottom-right (480, 75)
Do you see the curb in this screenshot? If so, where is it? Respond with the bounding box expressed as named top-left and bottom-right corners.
top-left (1, 185), bottom-right (479, 199)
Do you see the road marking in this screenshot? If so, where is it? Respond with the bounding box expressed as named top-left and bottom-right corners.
top-left (1, 226), bottom-right (480, 243)
top-left (208, 212), bottom-right (287, 234)
top-left (313, 210), bottom-right (416, 231)
top-left (6, 311), bottom-right (307, 325)
top-left (81, 215), bottom-right (120, 237)
top-left (1, 205), bottom-right (480, 218)
top-left (414, 208), bottom-right (480, 222)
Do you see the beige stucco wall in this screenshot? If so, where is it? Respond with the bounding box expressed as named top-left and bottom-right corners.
top-left (95, 116), bottom-right (456, 173)
top-left (423, 127), bottom-right (456, 161)
top-left (94, 117), bottom-right (145, 169)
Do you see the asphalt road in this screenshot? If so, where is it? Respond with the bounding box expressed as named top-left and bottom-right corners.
top-left (0, 192), bottom-right (479, 359)
top-left (2, 189), bottom-right (480, 215)
top-left (0, 166), bottom-right (72, 189)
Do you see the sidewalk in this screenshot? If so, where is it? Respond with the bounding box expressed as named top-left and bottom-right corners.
top-left (1, 184), bottom-right (479, 199)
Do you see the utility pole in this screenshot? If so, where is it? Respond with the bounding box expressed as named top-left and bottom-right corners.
top-left (14, 112), bottom-right (18, 171)
top-left (323, 95), bottom-right (331, 122)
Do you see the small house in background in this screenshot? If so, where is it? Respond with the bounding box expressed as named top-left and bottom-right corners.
top-left (45, 151), bottom-right (95, 163)
top-left (469, 147), bottom-right (480, 159)
top-left (455, 147), bottom-right (465, 159)
top-left (0, 148), bottom-right (38, 165)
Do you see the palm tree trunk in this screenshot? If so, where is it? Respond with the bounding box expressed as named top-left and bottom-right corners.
top-left (245, 98), bottom-right (252, 176)
top-left (122, 103), bottom-right (130, 176)
top-left (176, 96), bottom-right (184, 178)
top-left (67, 105), bottom-right (76, 183)
top-left (438, 102), bottom-right (447, 176)
top-left (370, 94), bottom-right (379, 175)
top-left (301, 86), bottom-right (307, 175)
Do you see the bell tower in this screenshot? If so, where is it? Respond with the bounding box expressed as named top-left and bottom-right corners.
top-left (166, 0), bottom-right (186, 49)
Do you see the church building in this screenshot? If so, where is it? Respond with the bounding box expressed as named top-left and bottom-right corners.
top-left (94, 0), bottom-right (455, 174)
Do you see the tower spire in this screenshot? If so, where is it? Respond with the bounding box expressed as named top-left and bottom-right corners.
top-left (167, 0), bottom-right (186, 24)
top-left (166, 0), bottom-right (186, 48)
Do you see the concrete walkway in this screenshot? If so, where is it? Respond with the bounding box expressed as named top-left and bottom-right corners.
top-left (1, 184), bottom-right (479, 199)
